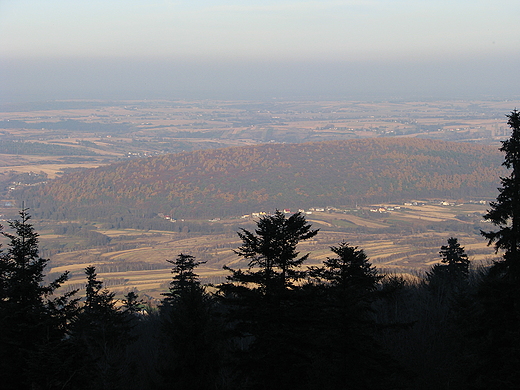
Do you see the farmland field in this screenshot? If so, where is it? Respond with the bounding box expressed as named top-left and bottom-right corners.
top-left (0, 99), bottom-right (509, 299)
top-left (11, 201), bottom-right (494, 299)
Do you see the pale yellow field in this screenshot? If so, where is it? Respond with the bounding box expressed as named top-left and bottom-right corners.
top-left (34, 202), bottom-right (498, 299)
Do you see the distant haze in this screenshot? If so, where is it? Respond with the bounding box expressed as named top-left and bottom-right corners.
top-left (1, 1), bottom-right (519, 102)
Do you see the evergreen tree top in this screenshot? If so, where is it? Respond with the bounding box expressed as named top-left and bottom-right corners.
top-left (1, 208), bottom-right (73, 306)
top-left (500, 109), bottom-right (520, 170)
top-left (163, 253), bottom-right (206, 302)
top-left (482, 110), bottom-right (520, 277)
top-left (309, 242), bottom-right (380, 293)
top-left (229, 210), bottom-right (319, 295)
top-left (439, 237), bottom-right (469, 266)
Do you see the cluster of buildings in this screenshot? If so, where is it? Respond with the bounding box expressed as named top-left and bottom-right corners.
top-left (240, 207), bottom-right (326, 219)
top-left (158, 199), bottom-right (491, 224)
top-left (370, 206), bottom-right (401, 213)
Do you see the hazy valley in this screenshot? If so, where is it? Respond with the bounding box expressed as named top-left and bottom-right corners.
top-left (0, 99), bottom-right (514, 298)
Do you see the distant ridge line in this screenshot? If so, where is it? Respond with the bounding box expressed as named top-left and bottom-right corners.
top-left (18, 138), bottom-right (504, 222)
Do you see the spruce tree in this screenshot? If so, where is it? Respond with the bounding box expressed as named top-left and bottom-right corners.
top-left (162, 253), bottom-right (206, 301)
top-left (219, 211), bottom-right (319, 390)
top-left (310, 242), bottom-right (381, 293)
top-left (159, 254), bottom-right (222, 390)
top-left (427, 237), bottom-right (470, 293)
top-left (439, 237), bottom-right (470, 276)
top-left (482, 110), bottom-right (520, 277)
top-left (225, 210), bottom-right (318, 297)
top-left (307, 243), bottom-right (397, 390)
top-left (122, 290), bottom-right (144, 315)
top-left (467, 111), bottom-right (520, 388)
top-left (0, 209), bottom-right (77, 390)
top-left (70, 266), bottom-right (133, 390)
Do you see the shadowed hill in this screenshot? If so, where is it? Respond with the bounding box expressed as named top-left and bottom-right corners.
top-left (19, 138), bottom-right (504, 222)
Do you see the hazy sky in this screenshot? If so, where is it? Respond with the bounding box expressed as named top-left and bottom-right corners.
top-left (1, 0), bottom-right (519, 102)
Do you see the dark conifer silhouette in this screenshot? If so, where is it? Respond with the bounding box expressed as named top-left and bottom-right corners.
top-left (159, 254), bottom-right (222, 390)
top-left (308, 243), bottom-right (400, 390)
top-left (310, 242), bottom-right (381, 292)
top-left (439, 237), bottom-right (470, 275)
top-left (225, 210), bottom-right (318, 296)
top-left (219, 211), bottom-right (319, 390)
top-left (70, 266), bottom-right (134, 390)
top-left (427, 237), bottom-right (470, 295)
top-left (0, 209), bottom-right (78, 390)
top-left (482, 110), bottom-right (520, 277)
top-left (465, 111), bottom-right (520, 389)
top-left (122, 290), bottom-right (144, 315)
top-left (162, 253), bottom-right (206, 301)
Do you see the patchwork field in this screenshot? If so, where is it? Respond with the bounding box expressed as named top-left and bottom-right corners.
top-left (10, 201), bottom-right (493, 300)
top-left (0, 99), bottom-right (510, 300)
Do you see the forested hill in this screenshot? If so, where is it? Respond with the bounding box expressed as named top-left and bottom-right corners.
top-left (21, 138), bottom-right (504, 221)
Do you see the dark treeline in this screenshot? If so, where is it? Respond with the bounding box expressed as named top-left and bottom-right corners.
top-left (0, 119), bottom-right (134, 133)
top-left (3, 112), bottom-right (520, 389)
top-left (31, 204), bottom-right (233, 233)
top-left (0, 140), bottom-right (100, 156)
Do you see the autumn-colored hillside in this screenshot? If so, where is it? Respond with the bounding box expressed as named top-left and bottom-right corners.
top-left (20, 138), bottom-right (504, 222)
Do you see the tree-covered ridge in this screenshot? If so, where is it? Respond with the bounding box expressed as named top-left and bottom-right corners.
top-left (0, 140), bottom-right (100, 156)
top-left (24, 138), bottom-right (504, 219)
